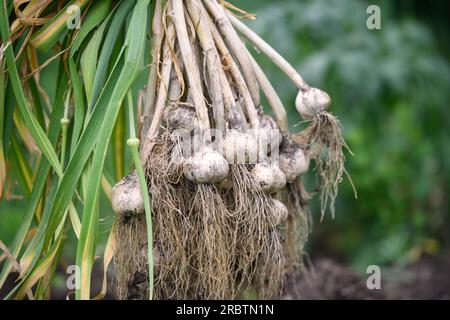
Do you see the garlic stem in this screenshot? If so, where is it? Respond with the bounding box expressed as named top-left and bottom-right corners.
top-left (206, 8), bottom-right (259, 129)
top-left (186, 0), bottom-right (225, 133)
top-left (246, 50), bottom-right (288, 133)
top-left (141, 0), bottom-right (164, 139)
top-left (172, 0), bottom-right (212, 141)
top-left (203, 0), bottom-right (260, 108)
top-left (141, 21), bottom-right (176, 164)
top-left (227, 11), bottom-right (309, 91)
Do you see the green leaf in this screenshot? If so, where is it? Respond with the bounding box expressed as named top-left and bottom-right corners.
top-left (70, 0), bottom-right (113, 56)
top-left (30, 0), bottom-right (91, 52)
top-left (90, 0), bottom-right (135, 107)
top-left (19, 51), bottom-right (125, 278)
top-left (0, 59), bottom-right (6, 200)
top-left (75, 0), bottom-right (150, 299)
top-left (27, 76), bottom-right (46, 129)
top-left (1, 82), bottom-right (15, 158)
top-left (69, 57), bottom-right (86, 155)
top-left (0, 60), bottom-right (69, 288)
top-left (112, 105), bottom-right (126, 180)
top-left (80, 11), bottom-right (111, 105)
top-left (0, 1), bottom-right (63, 178)
top-left (10, 133), bottom-right (32, 195)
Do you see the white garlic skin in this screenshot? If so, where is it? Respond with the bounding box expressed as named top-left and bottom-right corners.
top-left (279, 147), bottom-right (310, 182)
top-left (170, 144), bottom-right (185, 166)
top-left (271, 164), bottom-right (287, 191)
top-left (260, 114), bottom-right (278, 130)
top-left (252, 163), bottom-right (273, 192)
top-left (219, 130), bottom-right (258, 164)
top-left (183, 148), bottom-right (229, 183)
top-left (111, 172), bottom-right (144, 216)
top-left (271, 199), bottom-right (289, 226)
top-left (252, 163), bottom-right (286, 194)
top-left (173, 130), bottom-right (204, 160)
top-left (163, 104), bottom-right (198, 132)
top-left (259, 115), bottom-right (282, 156)
top-left (295, 88), bottom-right (331, 120)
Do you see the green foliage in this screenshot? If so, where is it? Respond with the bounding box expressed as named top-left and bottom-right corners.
top-left (0, 0), bottom-right (448, 299)
top-left (239, 0), bottom-right (450, 269)
top-left (0, 0), bottom-right (148, 299)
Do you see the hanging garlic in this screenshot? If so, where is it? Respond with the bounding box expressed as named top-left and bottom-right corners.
top-left (295, 87), bottom-right (331, 120)
top-left (279, 140), bottom-right (310, 182)
top-left (183, 146), bottom-right (229, 183)
top-left (163, 104), bottom-right (198, 132)
top-left (111, 172), bottom-right (144, 216)
top-left (270, 198), bottom-right (289, 226)
top-left (252, 163), bottom-right (286, 194)
top-left (219, 129), bottom-right (258, 164)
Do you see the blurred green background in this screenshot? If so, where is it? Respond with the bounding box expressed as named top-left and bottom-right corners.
top-left (1, 0), bottom-right (449, 277)
top-left (233, 0), bottom-right (450, 271)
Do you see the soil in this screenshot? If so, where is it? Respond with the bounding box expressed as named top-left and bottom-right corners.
top-left (1, 254), bottom-right (449, 300)
top-left (282, 258), bottom-right (385, 300)
top-left (282, 254), bottom-right (450, 300)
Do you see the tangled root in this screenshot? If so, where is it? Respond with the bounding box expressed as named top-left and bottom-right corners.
top-left (254, 229), bottom-right (285, 299)
top-left (112, 0), bottom-right (351, 300)
top-left (114, 215), bottom-right (148, 300)
top-left (296, 112), bottom-right (352, 219)
top-left (115, 133), bottom-right (290, 299)
top-left (189, 184), bottom-right (233, 299)
top-left (278, 179), bottom-right (311, 273)
top-left (228, 165), bottom-right (283, 298)
top-left (145, 133), bottom-right (192, 299)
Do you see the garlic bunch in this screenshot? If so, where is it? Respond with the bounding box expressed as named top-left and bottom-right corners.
top-left (111, 172), bottom-right (144, 216)
top-left (183, 147), bottom-right (229, 183)
top-left (295, 87), bottom-right (331, 120)
top-left (252, 163), bottom-right (286, 194)
top-left (279, 140), bottom-right (310, 182)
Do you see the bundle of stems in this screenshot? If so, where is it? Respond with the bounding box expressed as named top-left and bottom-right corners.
top-left (111, 0), bottom-right (349, 299)
top-left (0, 0), bottom-right (350, 300)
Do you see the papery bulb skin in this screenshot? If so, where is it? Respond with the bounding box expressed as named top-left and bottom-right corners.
top-left (183, 147), bottom-right (229, 183)
top-left (295, 88), bottom-right (331, 120)
top-left (111, 172), bottom-right (144, 216)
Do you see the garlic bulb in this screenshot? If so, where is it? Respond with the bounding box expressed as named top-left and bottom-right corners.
top-left (219, 130), bottom-right (258, 164)
top-left (270, 199), bottom-right (289, 226)
top-left (260, 114), bottom-right (278, 131)
top-left (259, 115), bottom-right (282, 157)
top-left (183, 147), bottom-right (229, 183)
top-left (111, 172), bottom-right (144, 216)
top-left (279, 143), bottom-right (310, 182)
top-left (295, 87), bottom-right (331, 120)
top-left (163, 104), bottom-right (198, 132)
top-left (252, 163), bottom-right (286, 194)
top-left (170, 144), bottom-right (185, 166)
